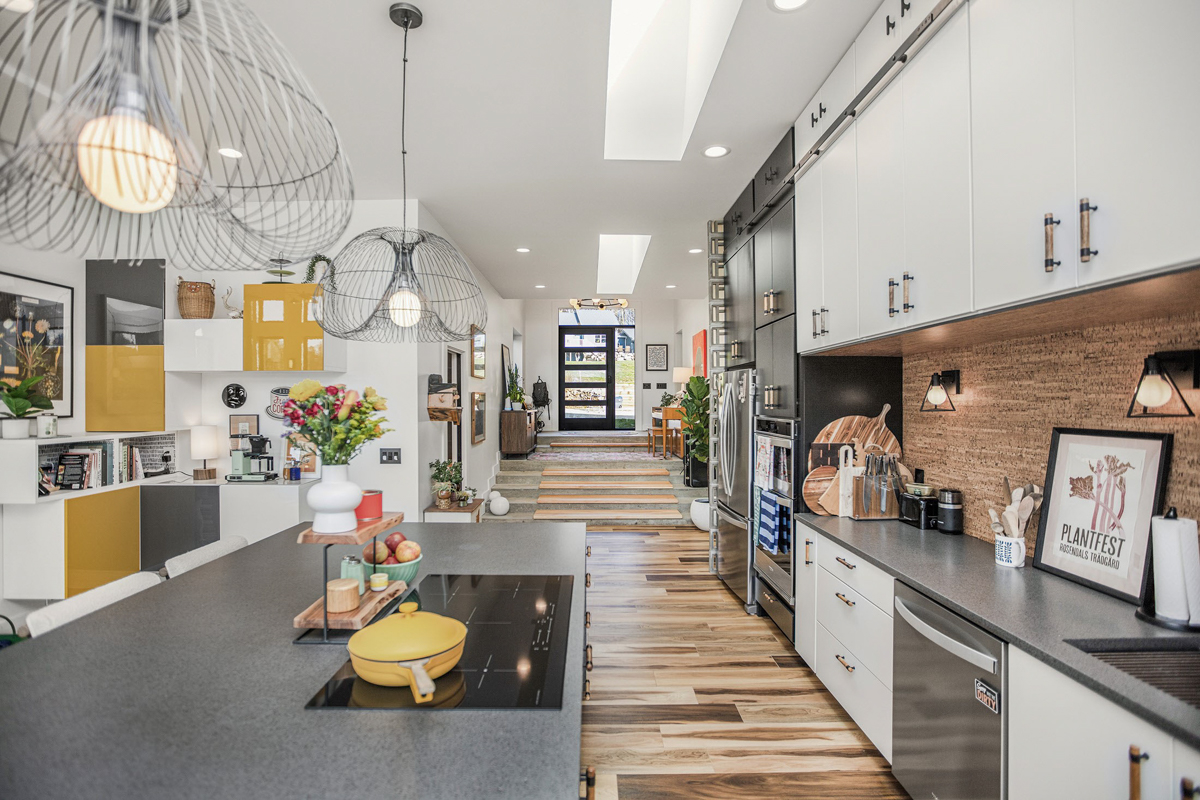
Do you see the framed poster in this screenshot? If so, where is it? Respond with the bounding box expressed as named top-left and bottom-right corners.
top-left (229, 414), bottom-right (259, 451)
top-left (0, 271), bottom-right (73, 417)
top-left (645, 344), bottom-right (668, 372)
top-left (1033, 428), bottom-right (1172, 603)
top-left (501, 343), bottom-right (512, 398)
top-left (691, 329), bottom-right (708, 378)
top-left (287, 434), bottom-right (321, 479)
top-left (470, 325), bottom-right (486, 379)
top-left (471, 391), bottom-right (486, 444)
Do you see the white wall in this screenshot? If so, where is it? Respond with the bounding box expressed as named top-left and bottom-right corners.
top-left (676, 298), bottom-right (709, 374)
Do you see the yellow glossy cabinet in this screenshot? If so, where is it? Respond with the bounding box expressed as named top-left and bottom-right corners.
top-left (243, 284), bottom-right (344, 372)
top-left (85, 345), bottom-right (165, 432)
top-left (65, 487), bottom-right (140, 597)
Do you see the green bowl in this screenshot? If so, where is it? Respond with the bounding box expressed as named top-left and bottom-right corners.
top-left (369, 553), bottom-right (422, 585)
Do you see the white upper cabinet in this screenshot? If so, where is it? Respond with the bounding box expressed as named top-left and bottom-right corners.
top-left (855, 78), bottom-right (906, 339)
top-left (855, 1), bottom-right (901, 94)
top-left (900, 2), bottom-right (972, 325)
top-left (796, 46), bottom-right (857, 161)
top-left (820, 125), bottom-right (860, 348)
top-left (795, 163), bottom-right (825, 351)
top-left (795, 96), bottom-right (822, 164)
top-left (1074, 0), bottom-right (1200, 286)
top-left (971, 0), bottom-right (1078, 310)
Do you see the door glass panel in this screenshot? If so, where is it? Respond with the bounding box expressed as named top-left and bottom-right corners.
top-left (614, 326), bottom-right (635, 429)
top-left (564, 352), bottom-right (606, 366)
top-left (564, 370), bottom-right (607, 383)
top-left (565, 405), bottom-right (607, 419)
top-left (565, 387), bottom-right (607, 402)
top-left (564, 333), bottom-right (607, 348)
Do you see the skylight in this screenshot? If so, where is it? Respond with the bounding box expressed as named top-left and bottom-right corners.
top-left (596, 234), bottom-right (652, 294)
top-left (603, 0), bottom-right (743, 161)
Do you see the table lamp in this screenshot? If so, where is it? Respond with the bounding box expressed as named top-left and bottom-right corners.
top-left (190, 425), bottom-right (221, 480)
top-left (673, 367), bottom-right (693, 387)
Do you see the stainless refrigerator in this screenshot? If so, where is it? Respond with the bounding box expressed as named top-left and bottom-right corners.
top-left (714, 367), bottom-right (755, 609)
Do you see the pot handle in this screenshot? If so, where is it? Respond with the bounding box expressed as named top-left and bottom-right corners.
top-left (406, 659), bottom-right (437, 703)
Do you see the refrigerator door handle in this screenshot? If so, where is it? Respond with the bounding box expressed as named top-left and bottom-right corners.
top-left (716, 507), bottom-right (747, 530)
top-left (894, 596), bottom-right (998, 675)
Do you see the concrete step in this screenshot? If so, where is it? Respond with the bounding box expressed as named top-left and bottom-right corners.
top-left (536, 494), bottom-right (678, 505)
top-left (482, 510), bottom-right (700, 526)
top-left (505, 498), bottom-right (700, 514)
top-left (498, 459), bottom-right (679, 471)
top-left (533, 509), bottom-right (684, 521)
top-left (493, 484), bottom-right (705, 499)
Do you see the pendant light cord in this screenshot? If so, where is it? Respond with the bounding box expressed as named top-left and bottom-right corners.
top-left (401, 22), bottom-right (409, 234)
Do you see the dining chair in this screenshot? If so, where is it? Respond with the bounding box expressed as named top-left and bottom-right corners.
top-left (661, 406), bottom-right (685, 459)
top-left (25, 571), bottom-right (162, 637)
top-left (164, 536), bottom-right (249, 579)
top-left (647, 406), bottom-right (669, 456)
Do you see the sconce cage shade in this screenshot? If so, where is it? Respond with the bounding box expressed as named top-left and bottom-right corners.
top-left (0, 0), bottom-right (354, 270)
top-left (315, 227), bottom-right (488, 343)
top-left (920, 370), bottom-right (959, 412)
top-left (1127, 354), bottom-right (1195, 418)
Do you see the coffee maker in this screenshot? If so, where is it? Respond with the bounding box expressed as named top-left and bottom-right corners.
top-left (227, 435), bottom-right (277, 482)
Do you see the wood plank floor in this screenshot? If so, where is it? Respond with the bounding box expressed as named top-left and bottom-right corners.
top-left (582, 527), bottom-right (909, 800)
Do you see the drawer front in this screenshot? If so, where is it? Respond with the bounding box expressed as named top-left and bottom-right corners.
top-left (815, 621), bottom-right (892, 762)
top-left (817, 566), bottom-right (893, 688)
top-left (754, 130), bottom-right (794, 213)
top-left (757, 580), bottom-right (795, 643)
top-left (817, 535), bottom-right (895, 615)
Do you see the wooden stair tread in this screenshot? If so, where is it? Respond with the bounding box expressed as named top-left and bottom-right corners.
top-left (548, 442), bottom-right (643, 448)
top-left (533, 509), bottom-right (683, 520)
top-left (541, 468), bottom-right (670, 476)
top-left (539, 481), bottom-right (674, 490)
top-left (536, 494), bottom-right (679, 504)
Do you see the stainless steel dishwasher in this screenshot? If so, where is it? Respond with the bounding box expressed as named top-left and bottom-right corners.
top-left (893, 582), bottom-right (1007, 800)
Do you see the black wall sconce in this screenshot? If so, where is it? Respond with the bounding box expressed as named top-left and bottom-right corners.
top-left (921, 370), bottom-right (960, 412)
top-left (1128, 350), bottom-right (1197, 418)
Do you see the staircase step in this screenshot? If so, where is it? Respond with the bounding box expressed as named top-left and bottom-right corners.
top-left (532, 509), bottom-right (684, 521)
top-left (540, 468), bottom-right (670, 476)
top-left (548, 442), bottom-right (644, 449)
top-left (539, 481), bottom-right (674, 490)
top-left (536, 494), bottom-right (678, 505)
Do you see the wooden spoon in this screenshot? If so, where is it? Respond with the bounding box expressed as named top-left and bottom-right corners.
top-left (1017, 495), bottom-right (1036, 532)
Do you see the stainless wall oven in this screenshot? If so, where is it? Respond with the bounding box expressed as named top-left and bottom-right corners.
top-left (752, 418), bottom-right (797, 641)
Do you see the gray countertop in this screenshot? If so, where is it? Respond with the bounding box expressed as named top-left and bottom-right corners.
top-left (796, 514), bottom-right (1200, 749)
top-left (0, 522), bottom-right (587, 800)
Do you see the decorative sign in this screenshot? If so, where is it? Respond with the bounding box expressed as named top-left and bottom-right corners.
top-left (266, 386), bottom-right (290, 419)
top-left (692, 329), bottom-right (707, 378)
top-left (222, 383), bottom-right (247, 409)
top-left (1034, 428), bottom-right (1172, 603)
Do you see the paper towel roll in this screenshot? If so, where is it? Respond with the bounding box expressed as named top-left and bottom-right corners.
top-left (1151, 513), bottom-right (1195, 623)
top-left (1177, 516), bottom-right (1200, 626)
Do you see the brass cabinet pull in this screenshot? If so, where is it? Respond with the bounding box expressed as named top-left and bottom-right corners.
top-left (730, 340), bottom-right (742, 359)
top-left (762, 290), bottom-right (780, 315)
top-left (1130, 745), bottom-right (1149, 800)
top-left (586, 572), bottom-right (592, 588)
top-left (836, 592), bottom-right (856, 607)
top-left (1181, 777), bottom-right (1196, 799)
top-left (836, 654), bottom-right (855, 673)
top-left (586, 545), bottom-right (591, 557)
top-left (585, 611), bottom-right (591, 628)
top-left (805, 538), bottom-right (814, 565)
top-left (888, 278), bottom-right (899, 317)
top-left (585, 644), bottom-right (594, 672)
top-left (836, 556), bottom-right (856, 570)
top-left (1044, 213), bottom-right (1061, 271)
top-left (902, 272), bottom-right (914, 313)
top-left (764, 386), bottom-right (781, 410)
top-left (812, 309), bottom-right (821, 339)
top-left (583, 679), bottom-right (591, 701)
top-left (1080, 198), bottom-right (1099, 261)
top-left (584, 766), bottom-right (596, 800)
top-left (820, 306), bottom-right (829, 335)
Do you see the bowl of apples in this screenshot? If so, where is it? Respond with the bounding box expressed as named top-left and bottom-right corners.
top-left (362, 531), bottom-right (423, 585)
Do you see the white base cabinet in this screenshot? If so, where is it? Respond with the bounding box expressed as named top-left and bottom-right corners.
top-left (795, 531), bottom-right (818, 666)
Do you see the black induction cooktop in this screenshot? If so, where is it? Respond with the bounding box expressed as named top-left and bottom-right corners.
top-left (306, 574), bottom-right (574, 710)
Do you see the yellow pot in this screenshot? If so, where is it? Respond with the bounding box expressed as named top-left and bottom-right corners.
top-left (347, 601), bottom-right (467, 703)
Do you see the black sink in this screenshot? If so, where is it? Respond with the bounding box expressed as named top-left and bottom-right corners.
top-left (1067, 637), bottom-right (1200, 710)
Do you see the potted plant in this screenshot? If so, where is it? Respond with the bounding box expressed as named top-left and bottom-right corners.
top-left (458, 486), bottom-right (476, 507)
top-left (429, 459), bottom-right (463, 509)
top-left (281, 381), bottom-right (391, 532)
top-left (679, 375), bottom-right (710, 488)
top-left (0, 376), bottom-right (52, 439)
top-left (506, 365), bottom-right (526, 411)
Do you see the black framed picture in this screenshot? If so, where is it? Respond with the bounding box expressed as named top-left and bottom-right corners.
top-left (645, 344), bottom-right (668, 371)
top-left (501, 343), bottom-right (512, 398)
top-left (1033, 428), bottom-right (1172, 604)
top-left (0, 271), bottom-right (74, 417)
top-left (229, 414), bottom-right (260, 451)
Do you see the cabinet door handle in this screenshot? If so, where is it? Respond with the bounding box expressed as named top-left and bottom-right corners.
top-left (1129, 746), bottom-right (1149, 800)
top-left (819, 103), bottom-right (827, 118)
top-left (888, 278), bottom-right (899, 317)
top-left (764, 386), bottom-right (781, 410)
top-left (586, 545), bottom-right (591, 557)
top-left (585, 644), bottom-right (594, 672)
top-left (811, 309), bottom-right (821, 339)
top-left (811, 112), bottom-right (819, 128)
top-left (835, 592), bottom-right (856, 607)
top-left (1181, 777), bottom-right (1196, 799)
top-left (836, 654), bottom-right (856, 673)
top-left (585, 611), bottom-right (591, 628)
top-left (805, 538), bottom-right (814, 565)
top-left (900, 0), bottom-right (912, 16)
top-left (764, 167), bottom-right (778, 184)
top-left (730, 340), bottom-right (742, 359)
top-left (836, 556), bottom-right (856, 570)
top-left (1080, 198), bottom-right (1099, 261)
top-left (886, 14), bottom-right (896, 34)
top-left (903, 272), bottom-right (915, 313)
top-left (586, 572), bottom-right (592, 588)
top-left (820, 306), bottom-right (829, 335)
top-left (1044, 213), bottom-right (1062, 271)
top-left (583, 679), bottom-right (591, 701)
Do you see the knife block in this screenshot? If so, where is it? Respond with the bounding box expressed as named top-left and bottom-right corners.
top-left (850, 475), bottom-right (899, 520)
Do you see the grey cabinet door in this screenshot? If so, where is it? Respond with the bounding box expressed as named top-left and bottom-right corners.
top-left (753, 221), bottom-right (773, 329)
top-left (754, 131), bottom-right (795, 214)
top-left (770, 197), bottom-right (796, 320)
top-left (140, 485), bottom-right (221, 572)
top-left (727, 240), bottom-right (756, 367)
top-left (724, 182), bottom-right (755, 254)
top-left (756, 316), bottom-right (796, 419)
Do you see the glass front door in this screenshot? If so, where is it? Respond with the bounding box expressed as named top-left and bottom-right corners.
top-left (559, 326), bottom-right (615, 430)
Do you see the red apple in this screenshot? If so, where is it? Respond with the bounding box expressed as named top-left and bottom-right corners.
top-left (395, 540), bottom-right (422, 563)
top-left (362, 541), bottom-right (389, 564)
top-left (382, 555), bottom-right (399, 565)
top-left (384, 532), bottom-right (407, 552)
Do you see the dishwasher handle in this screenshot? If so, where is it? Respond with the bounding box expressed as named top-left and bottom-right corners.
top-left (895, 596), bottom-right (998, 675)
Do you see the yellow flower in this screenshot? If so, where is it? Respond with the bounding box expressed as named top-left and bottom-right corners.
top-left (289, 379), bottom-right (323, 402)
top-left (365, 386), bottom-right (388, 411)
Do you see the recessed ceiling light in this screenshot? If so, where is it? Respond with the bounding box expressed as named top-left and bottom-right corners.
top-left (772, 0), bottom-right (809, 10)
top-left (703, 145), bottom-right (729, 158)
top-left (217, 147), bottom-right (243, 159)
top-left (516, 247), bottom-right (530, 253)
top-left (535, 285), bottom-right (546, 289)
top-left (666, 285), bottom-right (677, 289)
top-left (689, 248), bottom-right (703, 254)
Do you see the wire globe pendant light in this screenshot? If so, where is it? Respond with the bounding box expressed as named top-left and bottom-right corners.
top-left (0, 0), bottom-right (354, 270)
top-left (314, 3), bottom-right (486, 343)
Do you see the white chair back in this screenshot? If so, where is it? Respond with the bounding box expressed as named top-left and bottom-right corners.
top-left (25, 572), bottom-right (162, 637)
top-left (164, 536), bottom-right (249, 579)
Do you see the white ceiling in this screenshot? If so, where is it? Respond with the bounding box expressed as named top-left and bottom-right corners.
top-left (249, 0), bottom-right (878, 300)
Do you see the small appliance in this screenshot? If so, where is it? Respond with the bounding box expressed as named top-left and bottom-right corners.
top-left (752, 417), bottom-right (797, 642)
top-left (900, 493), bottom-right (939, 530)
top-left (937, 489), bottom-right (964, 534)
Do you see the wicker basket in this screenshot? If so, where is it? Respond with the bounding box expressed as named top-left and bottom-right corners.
top-left (177, 279), bottom-right (216, 319)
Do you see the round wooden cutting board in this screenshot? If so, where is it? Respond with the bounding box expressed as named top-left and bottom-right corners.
top-left (801, 466), bottom-right (838, 516)
top-left (811, 404), bottom-right (901, 458)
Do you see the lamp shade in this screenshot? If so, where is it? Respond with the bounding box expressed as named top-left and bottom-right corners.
top-left (673, 367), bottom-right (694, 384)
top-left (190, 426), bottom-right (221, 462)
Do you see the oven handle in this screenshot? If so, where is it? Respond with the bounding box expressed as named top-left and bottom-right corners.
top-left (894, 596), bottom-right (998, 675)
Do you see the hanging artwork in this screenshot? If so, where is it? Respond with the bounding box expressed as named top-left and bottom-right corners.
top-left (692, 329), bottom-right (708, 378)
top-left (471, 326), bottom-right (486, 379)
top-left (0, 271), bottom-right (73, 418)
top-left (471, 392), bottom-right (486, 444)
top-left (646, 344), bottom-right (668, 372)
top-left (1033, 428), bottom-right (1172, 603)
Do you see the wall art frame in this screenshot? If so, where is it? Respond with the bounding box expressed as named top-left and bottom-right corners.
top-left (0, 270), bottom-right (73, 417)
top-left (645, 343), bottom-right (668, 372)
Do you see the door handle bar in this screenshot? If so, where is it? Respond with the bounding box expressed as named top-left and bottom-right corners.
top-left (894, 596), bottom-right (998, 674)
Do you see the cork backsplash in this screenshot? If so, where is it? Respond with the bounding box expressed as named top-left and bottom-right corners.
top-left (902, 309), bottom-right (1200, 548)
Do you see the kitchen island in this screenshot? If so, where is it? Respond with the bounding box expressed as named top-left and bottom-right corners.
top-left (0, 522), bottom-right (587, 800)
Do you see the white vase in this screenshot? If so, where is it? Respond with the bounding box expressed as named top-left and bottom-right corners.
top-left (690, 498), bottom-right (711, 531)
top-left (307, 465), bottom-right (363, 533)
top-left (1, 417), bottom-right (31, 439)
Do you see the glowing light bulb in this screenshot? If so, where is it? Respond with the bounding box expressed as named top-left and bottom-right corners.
top-left (1136, 373), bottom-right (1173, 408)
top-left (0, 0), bottom-right (36, 13)
top-left (388, 288), bottom-right (422, 327)
top-left (925, 379), bottom-right (948, 408)
top-left (77, 111), bottom-right (178, 213)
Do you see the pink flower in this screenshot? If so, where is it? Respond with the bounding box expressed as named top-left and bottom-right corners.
top-left (326, 385), bottom-right (341, 396)
top-left (336, 390), bottom-right (360, 421)
top-left (306, 405), bottom-right (321, 417)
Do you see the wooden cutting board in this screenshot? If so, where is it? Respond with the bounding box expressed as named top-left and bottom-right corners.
top-left (801, 466), bottom-right (838, 516)
top-left (293, 580), bottom-right (407, 630)
top-left (811, 405), bottom-right (901, 463)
